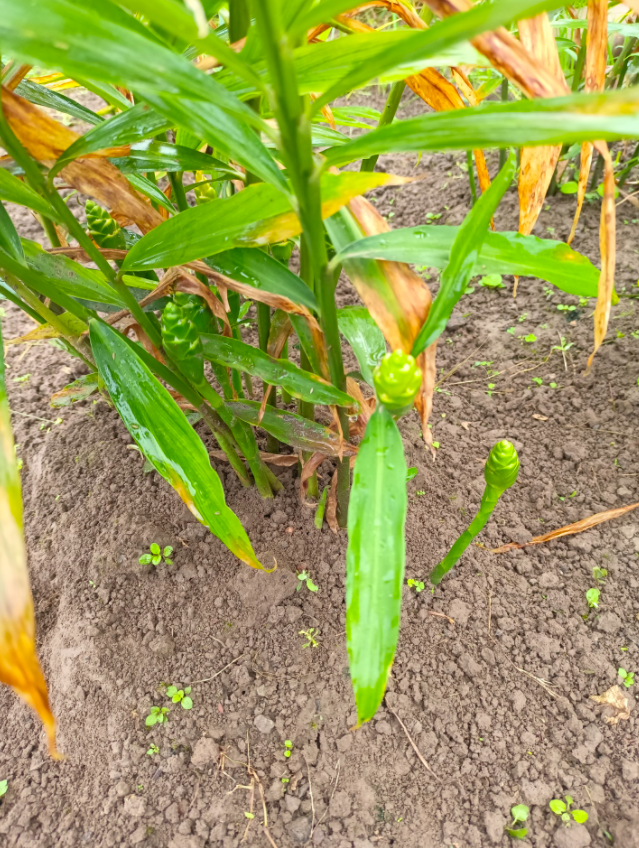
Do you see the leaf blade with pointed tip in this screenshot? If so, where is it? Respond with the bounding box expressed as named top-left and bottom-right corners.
top-left (200, 334), bottom-right (357, 408)
top-left (334, 227), bottom-right (600, 299)
top-left (325, 89), bottom-right (639, 168)
top-left (89, 319), bottom-right (265, 570)
top-left (123, 171), bottom-right (405, 272)
top-left (412, 151), bottom-right (516, 357)
top-left (347, 405), bottom-right (406, 726)
top-left (226, 401), bottom-right (350, 456)
top-left (0, 0), bottom-right (285, 192)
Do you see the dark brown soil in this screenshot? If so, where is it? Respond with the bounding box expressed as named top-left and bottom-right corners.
top-left (2, 102), bottom-right (639, 848)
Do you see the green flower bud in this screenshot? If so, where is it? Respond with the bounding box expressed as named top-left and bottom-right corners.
top-left (194, 182), bottom-right (217, 204)
top-left (271, 240), bottom-right (294, 265)
top-left (173, 292), bottom-right (214, 335)
top-left (85, 200), bottom-right (125, 249)
top-left (161, 299), bottom-right (204, 385)
top-left (484, 439), bottom-right (520, 492)
top-left (373, 349), bottom-right (422, 415)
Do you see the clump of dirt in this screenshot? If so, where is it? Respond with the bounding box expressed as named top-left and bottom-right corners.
top-left (1, 107), bottom-right (639, 848)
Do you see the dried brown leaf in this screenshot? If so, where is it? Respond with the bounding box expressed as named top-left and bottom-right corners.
top-left (491, 500), bottom-right (639, 554)
top-left (587, 142), bottom-right (616, 371)
top-left (1, 87), bottom-right (163, 233)
top-left (1, 354), bottom-right (60, 758)
top-left (347, 196), bottom-right (437, 436)
top-left (590, 685), bottom-right (632, 725)
top-left (568, 1), bottom-right (608, 245)
top-left (348, 196), bottom-right (431, 351)
top-left (517, 14), bottom-right (565, 238)
top-left (211, 450), bottom-right (298, 467)
top-left (423, 0), bottom-right (615, 363)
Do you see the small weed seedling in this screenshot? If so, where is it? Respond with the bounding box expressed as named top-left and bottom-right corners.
top-left (586, 587), bottom-right (600, 609)
top-left (0, 780), bottom-right (7, 801)
top-left (480, 274), bottom-right (505, 289)
top-left (296, 570), bottom-right (318, 593)
top-left (407, 578), bottom-right (425, 593)
top-left (166, 685), bottom-right (193, 709)
top-left (146, 706), bottom-right (170, 727)
top-left (593, 566), bottom-right (608, 583)
top-left (139, 543), bottom-right (173, 566)
top-left (549, 796), bottom-right (588, 826)
top-left (505, 804), bottom-right (530, 840)
top-left (146, 743), bottom-right (159, 756)
top-left (552, 337), bottom-right (574, 354)
top-left (299, 627), bottom-right (320, 649)
top-left (283, 740), bottom-right (293, 758)
top-left (523, 333), bottom-right (537, 344)
top-left (618, 668), bottom-right (635, 688)
top-left (406, 466), bottom-right (418, 481)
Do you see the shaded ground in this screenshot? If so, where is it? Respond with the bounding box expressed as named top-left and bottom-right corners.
top-left (1, 95), bottom-right (639, 848)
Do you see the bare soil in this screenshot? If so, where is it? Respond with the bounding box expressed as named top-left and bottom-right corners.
top-left (1, 106), bottom-right (639, 848)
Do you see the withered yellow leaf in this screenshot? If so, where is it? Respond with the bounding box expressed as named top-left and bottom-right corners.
top-left (0, 323), bottom-right (60, 758)
top-left (1, 87), bottom-right (163, 234)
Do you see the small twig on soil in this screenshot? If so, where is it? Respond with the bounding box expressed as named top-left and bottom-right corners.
top-left (427, 610), bottom-right (455, 625)
top-left (514, 666), bottom-right (560, 699)
top-left (190, 653), bottom-right (246, 685)
top-left (558, 332), bottom-right (568, 372)
top-left (434, 345), bottom-right (487, 388)
top-left (487, 590), bottom-right (492, 637)
top-left (387, 706), bottom-right (441, 782)
top-left (303, 754), bottom-right (317, 841)
top-left (315, 760), bottom-right (340, 830)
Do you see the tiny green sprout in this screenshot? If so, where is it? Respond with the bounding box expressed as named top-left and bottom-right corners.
top-left (618, 668), bottom-right (635, 688)
top-left (244, 812), bottom-right (254, 820)
top-left (586, 587), bottom-right (600, 609)
top-left (560, 180), bottom-right (579, 195)
top-left (592, 566), bottom-right (608, 583)
top-left (425, 211), bottom-right (442, 222)
top-left (579, 297), bottom-right (589, 307)
top-left (415, 489), bottom-right (425, 496)
top-left (552, 337), bottom-right (574, 353)
top-left (166, 685), bottom-right (193, 709)
top-left (507, 326), bottom-right (516, 335)
top-left (284, 740), bottom-right (293, 758)
top-left (139, 543), bottom-right (173, 566)
top-left (432, 441), bottom-right (440, 449)
top-left (407, 578), bottom-right (425, 593)
top-left (299, 627), bottom-right (320, 649)
top-left (406, 467), bottom-right (418, 481)
top-left (549, 382), bottom-right (558, 389)
top-left (296, 570), bottom-right (319, 593)
top-left (146, 743), bottom-right (159, 756)
top-left (480, 274), bottom-right (505, 289)
top-left (532, 377), bottom-right (543, 386)
top-left (517, 313), bottom-right (528, 323)
top-left (12, 373), bottom-right (31, 383)
top-left (0, 780), bottom-right (7, 799)
top-left (523, 334), bottom-right (537, 344)
top-left (146, 706), bottom-right (170, 727)
top-left (505, 804), bottom-right (529, 840)
top-left (550, 797), bottom-right (588, 826)
top-left (281, 777), bottom-right (289, 784)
